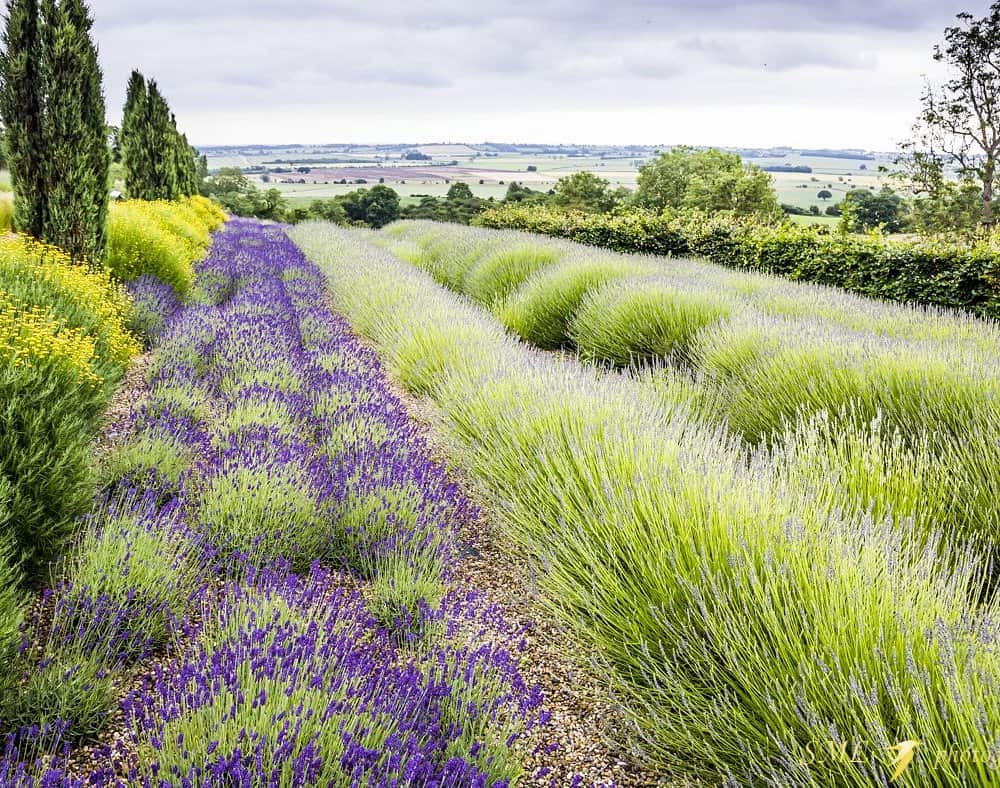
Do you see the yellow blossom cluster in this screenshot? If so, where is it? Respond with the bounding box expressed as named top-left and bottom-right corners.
top-left (105, 196), bottom-right (227, 296)
top-left (0, 293), bottom-right (99, 385)
top-left (0, 233), bottom-right (146, 392)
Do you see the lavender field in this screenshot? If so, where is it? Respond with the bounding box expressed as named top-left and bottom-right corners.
top-left (1, 221), bottom-right (578, 786)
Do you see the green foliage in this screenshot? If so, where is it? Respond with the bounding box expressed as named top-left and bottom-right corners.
top-left (550, 171), bottom-right (621, 213)
top-left (40, 0), bottom-right (110, 261)
top-left (0, 0), bottom-right (45, 238)
top-left (0, 524), bottom-right (24, 689)
top-left (365, 555), bottom-right (445, 645)
top-left (0, 355), bottom-right (100, 582)
top-left (899, 3), bottom-right (1000, 227)
top-left (60, 499), bottom-right (199, 656)
top-left (0, 0), bottom-right (110, 261)
top-left (120, 70), bottom-right (148, 199)
top-left (569, 276), bottom-right (732, 367)
top-left (462, 245), bottom-right (558, 307)
top-left (0, 193), bottom-right (12, 231)
top-left (909, 178), bottom-right (984, 233)
top-left (203, 167), bottom-right (289, 221)
top-left (499, 255), bottom-right (653, 349)
top-left (502, 180), bottom-right (548, 206)
top-left (120, 72), bottom-right (200, 201)
top-left (341, 185), bottom-right (400, 228)
top-left (636, 146), bottom-right (781, 220)
top-left (293, 222), bottom-right (1000, 784)
top-left (839, 186), bottom-right (906, 232)
top-left (198, 464), bottom-right (327, 574)
top-left (476, 204), bottom-right (1000, 318)
top-left (104, 195), bottom-right (225, 296)
top-left (1, 650), bottom-right (115, 742)
top-left (100, 427), bottom-right (197, 494)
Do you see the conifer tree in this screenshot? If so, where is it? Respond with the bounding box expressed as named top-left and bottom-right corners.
top-left (120, 69), bottom-right (149, 198)
top-left (40, 0), bottom-right (110, 260)
top-left (0, 0), bottom-right (46, 238)
top-left (142, 80), bottom-right (178, 200)
top-left (121, 70), bottom-right (202, 199)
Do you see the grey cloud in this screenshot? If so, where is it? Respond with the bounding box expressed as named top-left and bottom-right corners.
top-left (70, 0), bottom-right (974, 147)
top-left (681, 36), bottom-right (878, 71)
top-left (89, 0), bottom-right (968, 34)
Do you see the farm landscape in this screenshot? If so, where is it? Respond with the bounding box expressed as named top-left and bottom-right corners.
top-left (5, 0), bottom-right (1000, 786)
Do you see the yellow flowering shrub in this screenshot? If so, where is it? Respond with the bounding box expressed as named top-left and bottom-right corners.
top-left (0, 235), bottom-right (141, 373)
top-left (105, 196), bottom-right (227, 297)
top-left (0, 294), bottom-right (99, 386)
top-left (0, 194), bottom-right (12, 233)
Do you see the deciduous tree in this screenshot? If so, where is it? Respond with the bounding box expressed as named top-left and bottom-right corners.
top-left (636, 146), bottom-right (780, 220)
top-left (901, 3), bottom-right (1000, 227)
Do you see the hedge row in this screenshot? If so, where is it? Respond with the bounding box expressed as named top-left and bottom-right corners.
top-left (474, 205), bottom-right (1000, 318)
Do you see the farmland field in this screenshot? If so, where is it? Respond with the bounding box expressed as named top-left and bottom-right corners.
top-left (3, 215), bottom-right (683, 786)
top-left (205, 144), bottom-right (897, 213)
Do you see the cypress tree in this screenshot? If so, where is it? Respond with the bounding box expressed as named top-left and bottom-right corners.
top-left (177, 132), bottom-right (199, 196)
top-left (40, 0), bottom-right (110, 261)
top-left (0, 0), bottom-right (46, 238)
top-left (120, 68), bottom-right (149, 198)
top-left (142, 80), bottom-right (178, 200)
top-left (122, 71), bottom-right (201, 200)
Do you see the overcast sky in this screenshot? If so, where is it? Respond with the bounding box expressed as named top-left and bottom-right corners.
top-left (85, 0), bottom-right (980, 150)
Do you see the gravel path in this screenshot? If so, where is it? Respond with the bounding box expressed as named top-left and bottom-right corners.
top-left (69, 322), bottom-right (692, 785)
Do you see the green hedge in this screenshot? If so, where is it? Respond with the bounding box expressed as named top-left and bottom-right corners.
top-left (475, 205), bottom-right (1000, 318)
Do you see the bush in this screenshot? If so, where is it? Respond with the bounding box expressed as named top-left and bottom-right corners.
top-left (502, 256), bottom-right (657, 349)
top-left (0, 298), bottom-right (108, 581)
top-left (104, 196), bottom-right (225, 297)
top-left (292, 221), bottom-right (1000, 784)
top-left (0, 235), bottom-right (139, 383)
top-left (53, 494), bottom-right (200, 662)
top-left (462, 245), bottom-right (558, 307)
top-left (1, 651), bottom-right (115, 743)
top-left (569, 275), bottom-right (732, 367)
top-left (0, 234), bottom-right (144, 583)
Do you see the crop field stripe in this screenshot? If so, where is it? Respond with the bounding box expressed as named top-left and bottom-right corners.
top-left (367, 220), bottom-right (1000, 571)
top-left (290, 220), bottom-right (1000, 786)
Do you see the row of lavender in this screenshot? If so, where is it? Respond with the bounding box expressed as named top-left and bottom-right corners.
top-left (1, 220), bottom-right (546, 785)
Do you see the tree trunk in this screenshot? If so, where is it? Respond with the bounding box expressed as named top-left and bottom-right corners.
top-left (982, 173), bottom-right (995, 227)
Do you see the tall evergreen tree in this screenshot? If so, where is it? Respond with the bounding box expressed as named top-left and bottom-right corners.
top-left (120, 68), bottom-right (149, 198)
top-left (0, 0), bottom-right (46, 238)
top-left (178, 132), bottom-right (199, 196)
top-left (141, 80), bottom-right (178, 200)
top-left (121, 71), bottom-right (202, 199)
top-left (40, 0), bottom-right (110, 260)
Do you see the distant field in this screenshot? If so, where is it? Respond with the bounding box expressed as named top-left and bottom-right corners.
top-left (209, 146), bottom-right (901, 210)
top-left (787, 213), bottom-right (840, 227)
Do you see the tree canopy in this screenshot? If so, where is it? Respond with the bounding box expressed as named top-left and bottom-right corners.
top-left (550, 171), bottom-right (621, 213)
top-left (839, 187), bottom-right (906, 233)
top-left (901, 2), bottom-right (1000, 227)
top-left (636, 146), bottom-right (780, 220)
